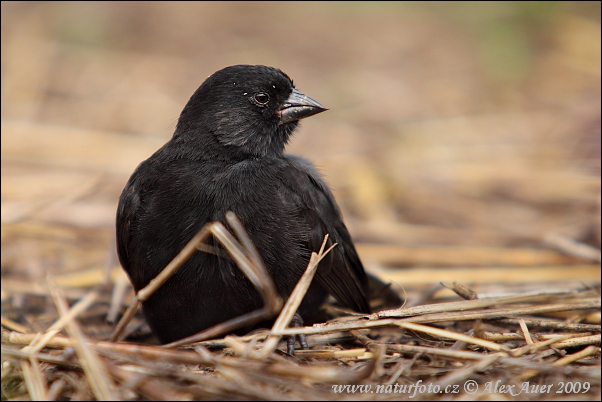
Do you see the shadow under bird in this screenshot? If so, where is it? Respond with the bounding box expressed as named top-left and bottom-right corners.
top-left (116, 64), bottom-right (371, 353)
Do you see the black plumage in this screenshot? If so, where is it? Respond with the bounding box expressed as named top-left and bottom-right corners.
top-left (116, 65), bottom-right (370, 345)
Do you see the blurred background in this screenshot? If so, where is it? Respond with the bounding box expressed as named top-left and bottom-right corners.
top-left (2, 2), bottom-right (600, 320)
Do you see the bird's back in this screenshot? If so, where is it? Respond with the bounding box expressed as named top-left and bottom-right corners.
top-left (117, 147), bottom-right (369, 343)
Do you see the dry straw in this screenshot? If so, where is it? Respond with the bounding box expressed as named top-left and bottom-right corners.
top-left (2, 214), bottom-right (600, 400)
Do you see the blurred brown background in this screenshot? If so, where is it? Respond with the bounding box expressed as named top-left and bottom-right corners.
top-left (2, 2), bottom-right (600, 303)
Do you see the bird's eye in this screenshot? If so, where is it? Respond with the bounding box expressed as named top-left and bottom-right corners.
top-left (253, 92), bottom-right (270, 105)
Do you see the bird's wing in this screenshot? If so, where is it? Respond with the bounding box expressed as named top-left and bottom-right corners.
top-left (115, 163), bottom-right (149, 290)
top-left (283, 155), bottom-right (370, 313)
top-left (116, 156), bottom-right (218, 291)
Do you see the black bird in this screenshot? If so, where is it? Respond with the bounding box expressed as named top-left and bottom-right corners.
top-left (116, 65), bottom-right (370, 349)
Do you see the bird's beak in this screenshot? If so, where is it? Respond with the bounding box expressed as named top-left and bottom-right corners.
top-left (278, 88), bottom-right (327, 125)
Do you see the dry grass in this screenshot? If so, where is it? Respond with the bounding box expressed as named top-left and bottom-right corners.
top-left (1, 272), bottom-right (600, 400)
top-left (2, 228), bottom-right (600, 400)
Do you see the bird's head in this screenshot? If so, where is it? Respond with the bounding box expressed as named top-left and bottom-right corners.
top-left (175, 65), bottom-right (327, 158)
